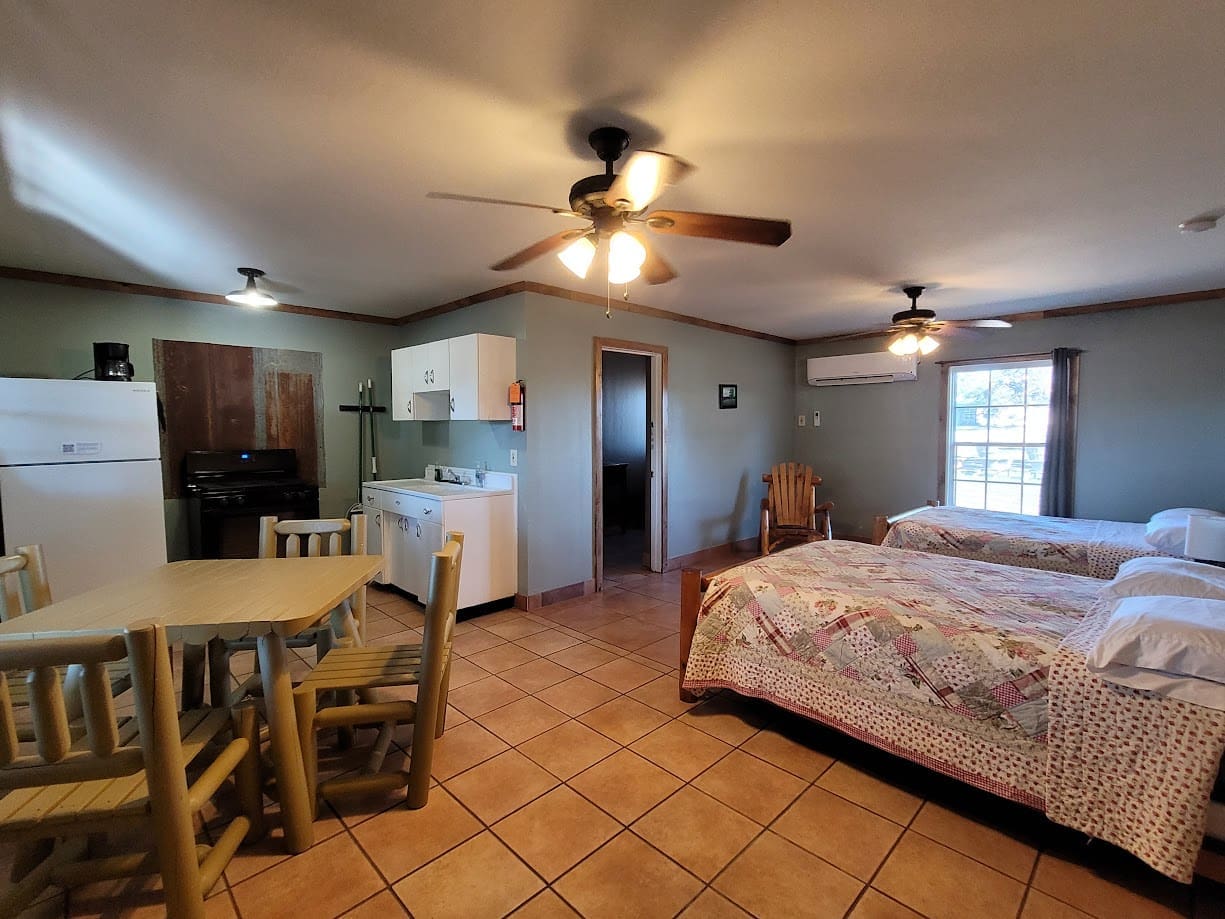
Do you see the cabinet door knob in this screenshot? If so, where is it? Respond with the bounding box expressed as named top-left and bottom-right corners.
top-left (416, 522), bottom-right (422, 537)
top-left (449, 397), bottom-right (455, 413)
top-left (423, 507), bottom-right (432, 515)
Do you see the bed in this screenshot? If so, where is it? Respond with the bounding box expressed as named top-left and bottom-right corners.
top-left (678, 540), bottom-right (1225, 882)
top-left (872, 504), bottom-right (1173, 578)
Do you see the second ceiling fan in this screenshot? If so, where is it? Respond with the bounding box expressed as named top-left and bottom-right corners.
top-left (824, 286), bottom-right (1012, 355)
top-left (428, 126), bottom-right (792, 287)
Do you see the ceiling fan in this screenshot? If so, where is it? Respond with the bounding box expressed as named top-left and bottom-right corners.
top-left (825, 286), bottom-right (1012, 355)
top-left (427, 126), bottom-right (792, 288)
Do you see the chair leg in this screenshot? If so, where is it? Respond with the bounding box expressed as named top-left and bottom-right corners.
top-left (181, 643), bottom-right (206, 710)
top-left (232, 705), bottom-right (266, 842)
top-left (292, 688), bottom-right (319, 822)
top-left (9, 838), bottom-right (53, 883)
top-left (760, 507), bottom-right (770, 557)
top-left (208, 638), bottom-right (231, 709)
top-left (405, 722), bottom-right (433, 810)
top-left (435, 658), bottom-right (452, 739)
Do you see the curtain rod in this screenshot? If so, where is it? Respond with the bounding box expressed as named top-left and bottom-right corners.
top-left (934, 350), bottom-right (1069, 366)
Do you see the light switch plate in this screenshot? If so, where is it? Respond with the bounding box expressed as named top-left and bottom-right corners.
top-left (509, 449), bottom-right (518, 467)
top-left (797, 414), bottom-right (806, 427)
top-left (813, 411), bottom-right (821, 427)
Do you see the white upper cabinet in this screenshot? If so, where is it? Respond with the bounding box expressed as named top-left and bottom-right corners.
top-left (390, 346), bottom-right (416, 421)
top-left (391, 333), bottom-right (516, 422)
top-left (419, 340), bottom-right (450, 392)
top-left (448, 334), bottom-right (516, 421)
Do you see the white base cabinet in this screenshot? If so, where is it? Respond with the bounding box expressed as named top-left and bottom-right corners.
top-left (363, 473), bottom-right (517, 609)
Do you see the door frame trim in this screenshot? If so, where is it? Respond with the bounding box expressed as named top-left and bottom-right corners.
top-left (592, 337), bottom-right (668, 590)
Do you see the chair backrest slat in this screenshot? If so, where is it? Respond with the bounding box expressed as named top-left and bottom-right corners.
top-left (767, 462), bottom-right (822, 528)
top-left (259, 516), bottom-right (354, 559)
top-left (79, 661), bottom-right (121, 757)
top-left (29, 667), bottom-right (71, 763)
top-left (0, 630), bottom-right (141, 788)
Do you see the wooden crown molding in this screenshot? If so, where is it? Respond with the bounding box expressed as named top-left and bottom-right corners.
top-left (8, 264), bottom-right (1217, 347)
top-left (399, 279), bottom-right (795, 345)
top-left (0, 267), bottom-right (791, 344)
top-left (0, 266), bottom-right (400, 326)
top-left (797, 286), bottom-right (1225, 345)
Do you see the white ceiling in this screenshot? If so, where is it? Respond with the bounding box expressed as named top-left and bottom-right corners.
top-left (2, 1), bottom-right (1223, 338)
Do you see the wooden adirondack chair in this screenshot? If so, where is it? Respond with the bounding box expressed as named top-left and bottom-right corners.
top-left (760, 463), bottom-right (834, 556)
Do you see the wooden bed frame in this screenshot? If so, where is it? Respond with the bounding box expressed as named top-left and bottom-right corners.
top-left (871, 500), bottom-right (939, 546)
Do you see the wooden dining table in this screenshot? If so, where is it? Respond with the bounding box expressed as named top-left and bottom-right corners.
top-left (0, 554), bottom-right (383, 854)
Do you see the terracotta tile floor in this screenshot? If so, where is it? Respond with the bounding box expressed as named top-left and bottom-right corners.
top-left (10, 556), bottom-right (1225, 918)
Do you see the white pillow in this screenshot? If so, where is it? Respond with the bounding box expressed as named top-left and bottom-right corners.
top-left (1150, 507), bottom-right (1223, 523)
top-left (1102, 556), bottom-right (1225, 602)
top-left (1145, 509), bottom-right (1220, 554)
top-left (1087, 595), bottom-right (1225, 710)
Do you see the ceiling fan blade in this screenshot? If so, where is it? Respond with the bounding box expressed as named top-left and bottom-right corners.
top-left (943, 318), bottom-right (1012, 328)
top-left (641, 244), bottom-right (677, 285)
top-left (427, 192), bottom-right (583, 218)
top-left (645, 210), bottom-right (791, 246)
top-left (491, 230), bottom-right (586, 271)
top-left (604, 151), bottom-right (694, 212)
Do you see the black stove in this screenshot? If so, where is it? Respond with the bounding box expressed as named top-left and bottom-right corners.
top-left (184, 449), bottom-right (320, 558)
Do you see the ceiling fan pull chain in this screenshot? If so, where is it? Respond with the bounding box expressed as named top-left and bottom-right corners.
top-left (606, 276), bottom-right (612, 319)
top-left (623, 283), bottom-right (630, 302)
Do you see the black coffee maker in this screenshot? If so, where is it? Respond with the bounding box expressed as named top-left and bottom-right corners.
top-left (93, 342), bottom-right (135, 381)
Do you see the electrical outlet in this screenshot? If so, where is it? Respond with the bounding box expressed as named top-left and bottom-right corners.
top-left (813, 411), bottom-right (821, 427)
top-left (509, 449), bottom-right (518, 467)
top-left (797, 414), bottom-right (806, 427)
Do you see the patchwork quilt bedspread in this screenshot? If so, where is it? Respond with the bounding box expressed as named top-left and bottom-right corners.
top-left (682, 540), bottom-right (1225, 881)
top-left (881, 506), bottom-right (1168, 579)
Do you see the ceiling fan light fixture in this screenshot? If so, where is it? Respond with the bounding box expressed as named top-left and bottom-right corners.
top-left (917, 334), bottom-right (940, 355)
top-left (557, 234), bottom-right (597, 279)
top-left (617, 156), bottom-right (663, 211)
top-left (888, 333), bottom-right (920, 356)
top-left (225, 268), bottom-right (278, 308)
top-left (607, 231), bottom-right (646, 284)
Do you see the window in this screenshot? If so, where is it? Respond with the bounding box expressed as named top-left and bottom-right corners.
top-left (945, 358), bottom-right (1052, 515)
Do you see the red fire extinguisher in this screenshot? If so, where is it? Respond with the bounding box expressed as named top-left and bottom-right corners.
top-left (508, 380), bottom-right (525, 431)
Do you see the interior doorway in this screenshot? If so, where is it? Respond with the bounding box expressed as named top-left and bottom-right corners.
top-left (593, 338), bottom-right (667, 590)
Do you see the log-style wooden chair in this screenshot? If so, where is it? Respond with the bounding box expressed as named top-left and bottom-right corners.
top-left (0, 621), bottom-right (264, 918)
top-left (293, 532), bottom-right (463, 812)
top-left (189, 514), bottom-right (369, 709)
top-left (1, 545), bottom-right (131, 726)
top-left (760, 462), bottom-right (834, 556)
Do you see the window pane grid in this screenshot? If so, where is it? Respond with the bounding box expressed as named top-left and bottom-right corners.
top-left (948, 360), bottom-right (1052, 515)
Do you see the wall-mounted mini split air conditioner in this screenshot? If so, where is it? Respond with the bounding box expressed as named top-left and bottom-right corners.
top-left (806, 352), bottom-right (918, 386)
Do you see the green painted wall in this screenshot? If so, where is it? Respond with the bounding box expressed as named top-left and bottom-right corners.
top-left (793, 298), bottom-right (1225, 539)
top-left (0, 277), bottom-right (403, 558)
top-left (391, 291), bottom-right (795, 596)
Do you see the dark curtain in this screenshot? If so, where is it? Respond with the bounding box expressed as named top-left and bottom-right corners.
top-left (1039, 348), bottom-right (1081, 517)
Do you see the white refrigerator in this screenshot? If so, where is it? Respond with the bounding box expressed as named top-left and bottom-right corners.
top-left (0, 378), bottom-right (168, 601)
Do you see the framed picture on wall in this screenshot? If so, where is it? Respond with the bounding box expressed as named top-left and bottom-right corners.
top-left (719, 384), bottom-right (738, 409)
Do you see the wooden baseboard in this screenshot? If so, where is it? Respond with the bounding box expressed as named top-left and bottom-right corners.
top-left (515, 578), bottom-right (596, 611)
top-left (663, 536), bottom-right (759, 572)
